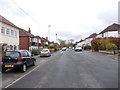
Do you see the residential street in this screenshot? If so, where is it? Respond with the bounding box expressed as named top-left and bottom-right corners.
top-left (3, 49), bottom-right (118, 88)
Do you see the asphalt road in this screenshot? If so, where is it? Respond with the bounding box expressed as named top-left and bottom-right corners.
top-left (4, 49), bottom-right (118, 88)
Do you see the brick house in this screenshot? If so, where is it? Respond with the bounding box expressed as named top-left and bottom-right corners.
top-left (19, 28), bottom-right (50, 51)
top-left (19, 28), bottom-right (35, 51)
top-left (41, 37), bottom-right (50, 48)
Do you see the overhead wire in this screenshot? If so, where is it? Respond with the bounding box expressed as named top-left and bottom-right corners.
top-left (10, 0), bottom-right (47, 30)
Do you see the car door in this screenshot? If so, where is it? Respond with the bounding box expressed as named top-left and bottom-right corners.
top-left (22, 51), bottom-right (31, 66)
top-left (26, 50), bottom-right (33, 65)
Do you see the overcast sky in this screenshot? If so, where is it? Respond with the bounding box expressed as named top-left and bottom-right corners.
top-left (0, 0), bottom-right (119, 42)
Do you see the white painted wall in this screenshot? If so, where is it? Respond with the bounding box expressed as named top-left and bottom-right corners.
top-left (0, 22), bottom-right (19, 49)
top-left (105, 31), bottom-right (118, 37)
top-left (97, 31), bottom-right (118, 38)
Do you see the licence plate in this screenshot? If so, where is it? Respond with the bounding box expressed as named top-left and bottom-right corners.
top-left (5, 65), bottom-right (14, 67)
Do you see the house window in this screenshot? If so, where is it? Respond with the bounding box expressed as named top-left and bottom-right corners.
top-left (35, 38), bottom-right (37, 42)
top-left (1, 27), bottom-right (5, 34)
top-left (39, 39), bottom-right (41, 43)
top-left (15, 31), bottom-right (17, 37)
top-left (6, 28), bottom-right (10, 35)
top-left (11, 30), bottom-right (14, 36)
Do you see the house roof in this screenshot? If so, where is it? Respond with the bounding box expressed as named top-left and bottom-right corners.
top-left (41, 37), bottom-right (50, 43)
top-left (85, 33), bottom-right (97, 40)
top-left (19, 29), bottom-right (34, 37)
top-left (35, 36), bottom-right (42, 39)
top-left (88, 33), bottom-right (97, 38)
top-left (99, 23), bottom-right (120, 34)
top-left (0, 15), bottom-right (19, 29)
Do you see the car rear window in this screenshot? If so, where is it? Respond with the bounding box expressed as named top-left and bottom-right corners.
top-left (4, 51), bottom-right (20, 58)
top-left (41, 49), bottom-right (49, 52)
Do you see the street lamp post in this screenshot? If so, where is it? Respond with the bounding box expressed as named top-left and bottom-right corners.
top-left (56, 33), bottom-right (57, 43)
top-left (48, 25), bottom-right (51, 41)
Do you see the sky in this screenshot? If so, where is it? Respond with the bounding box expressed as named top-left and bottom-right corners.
top-left (0, 0), bottom-right (119, 42)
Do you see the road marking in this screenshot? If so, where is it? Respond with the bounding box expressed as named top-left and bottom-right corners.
top-left (4, 60), bottom-right (46, 88)
top-left (3, 52), bottom-right (59, 88)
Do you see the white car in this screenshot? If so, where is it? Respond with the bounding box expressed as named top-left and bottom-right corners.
top-left (74, 47), bottom-right (82, 51)
top-left (40, 49), bottom-right (51, 57)
top-left (62, 47), bottom-right (67, 51)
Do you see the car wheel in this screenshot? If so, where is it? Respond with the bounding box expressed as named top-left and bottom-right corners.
top-left (2, 68), bottom-right (7, 73)
top-left (32, 60), bottom-right (36, 66)
top-left (21, 64), bottom-right (27, 72)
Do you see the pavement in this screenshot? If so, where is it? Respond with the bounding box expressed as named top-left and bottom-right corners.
top-left (98, 50), bottom-right (119, 55)
top-left (3, 49), bottom-right (118, 88)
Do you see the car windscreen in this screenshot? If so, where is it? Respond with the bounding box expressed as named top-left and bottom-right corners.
top-left (4, 51), bottom-right (20, 58)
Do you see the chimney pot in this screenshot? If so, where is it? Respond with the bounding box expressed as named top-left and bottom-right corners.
top-left (28, 28), bottom-right (31, 33)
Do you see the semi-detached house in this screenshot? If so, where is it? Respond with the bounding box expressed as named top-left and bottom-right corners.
top-left (76, 33), bottom-right (97, 47)
top-left (19, 28), bottom-right (36, 51)
top-left (97, 23), bottom-right (120, 38)
top-left (19, 28), bottom-right (49, 51)
top-left (0, 15), bottom-right (19, 52)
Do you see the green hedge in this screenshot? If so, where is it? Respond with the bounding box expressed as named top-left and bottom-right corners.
top-left (91, 38), bottom-right (119, 51)
top-left (106, 43), bottom-right (117, 50)
top-left (49, 46), bottom-right (58, 52)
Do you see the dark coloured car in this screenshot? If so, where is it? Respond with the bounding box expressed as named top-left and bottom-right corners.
top-left (2, 50), bottom-right (36, 73)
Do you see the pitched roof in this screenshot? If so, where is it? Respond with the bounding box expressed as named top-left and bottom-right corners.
top-left (19, 29), bottom-right (34, 37)
top-left (35, 36), bottom-right (42, 39)
top-left (99, 23), bottom-right (120, 34)
top-left (88, 33), bottom-right (97, 38)
top-left (0, 15), bottom-right (19, 29)
top-left (85, 33), bottom-right (97, 40)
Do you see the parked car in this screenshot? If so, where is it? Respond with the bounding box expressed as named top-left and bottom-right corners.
top-left (40, 49), bottom-right (51, 57)
top-left (62, 47), bottom-right (67, 51)
top-left (72, 47), bottom-right (75, 50)
top-left (74, 47), bottom-right (82, 51)
top-left (2, 50), bottom-right (36, 73)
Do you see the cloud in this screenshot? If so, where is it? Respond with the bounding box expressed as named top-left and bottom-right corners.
top-left (0, 0), bottom-right (21, 17)
top-left (97, 9), bottom-right (118, 25)
top-left (50, 31), bottom-right (82, 41)
top-left (0, 0), bottom-right (119, 42)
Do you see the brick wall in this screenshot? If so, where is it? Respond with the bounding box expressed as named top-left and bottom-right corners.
top-left (19, 37), bottom-right (29, 50)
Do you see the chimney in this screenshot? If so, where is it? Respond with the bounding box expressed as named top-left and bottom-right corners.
top-left (28, 28), bottom-right (31, 33)
top-left (46, 37), bottom-right (48, 40)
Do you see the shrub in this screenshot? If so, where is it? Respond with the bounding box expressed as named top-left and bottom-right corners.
top-left (106, 43), bottom-right (117, 50)
top-left (91, 37), bottom-right (119, 51)
top-left (108, 37), bottom-right (120, 50)
top-left (49, 46), bottom-right (58, 52)
top-left (91, 38), bottom-right (100, 51)
top-left (84, 45), bottom-right (91, 50)
top-left (98, 38), bottom-right (110, 50)
top-left (51, 48), bottom-right (56, 52)
top-left (31, 49), bottom-right (38, 56)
